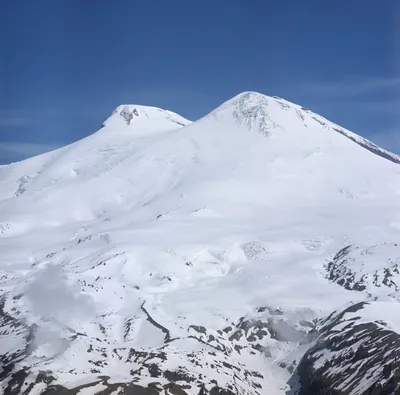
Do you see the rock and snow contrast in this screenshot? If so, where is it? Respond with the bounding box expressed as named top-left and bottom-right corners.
top-left (1, 91), bottom-right (400, 395)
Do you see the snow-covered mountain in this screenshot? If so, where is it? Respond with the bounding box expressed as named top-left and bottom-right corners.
top-left (1, 92), bottom-right (400, 395)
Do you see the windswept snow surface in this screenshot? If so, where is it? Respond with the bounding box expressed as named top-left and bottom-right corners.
top-left (1, 92), bottom-right (400, 394)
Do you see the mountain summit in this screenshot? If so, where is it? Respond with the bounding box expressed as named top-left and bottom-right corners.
top-left (103, 104), bottom-right (191, 129)
top-left (1, 92), bottom-right (400, 394)
top-left (207, 91), bottom-right (400, 164)
top-left (2, 92), bottom-right (399, 225)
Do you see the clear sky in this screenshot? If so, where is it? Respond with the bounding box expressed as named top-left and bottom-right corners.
top-left (1, 0), bottom-right (399, 164)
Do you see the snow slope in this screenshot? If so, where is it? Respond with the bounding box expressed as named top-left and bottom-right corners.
top-left (1, 92), bottom-right (400, 394)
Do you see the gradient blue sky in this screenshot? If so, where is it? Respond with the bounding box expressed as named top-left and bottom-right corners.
top-left (1, 0), bottom-right (399, 164)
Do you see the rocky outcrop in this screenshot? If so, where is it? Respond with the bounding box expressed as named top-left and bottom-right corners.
top-left (0, 298), bottom-right (35, 387)
top-left (0, 301), bottom-right (313, 395)
top-left (326, 244), bottom-right (400, 300)
top-left (296, 302), bottom-right (400, 395)
top-left (3, 373), bottom-right (236, 395)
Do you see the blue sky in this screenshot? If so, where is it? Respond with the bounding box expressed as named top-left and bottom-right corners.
top-left (1, 0), bottom-right (399, 164)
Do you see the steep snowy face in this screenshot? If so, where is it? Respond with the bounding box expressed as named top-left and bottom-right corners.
top-left (205, 91), bottom-right (400, 164)
top-left (176, 92), bottom-right (400, 214)
top-left (0, 104), bottom-right (192, 223)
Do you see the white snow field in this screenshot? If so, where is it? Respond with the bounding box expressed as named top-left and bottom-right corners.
top-left (1, 92), bottom-right (400, 395)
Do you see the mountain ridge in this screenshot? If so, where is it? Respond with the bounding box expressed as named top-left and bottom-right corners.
top-left (2, 91), bottom-right (400, 168)
top-left (1, 91), bottom-right (400, 394)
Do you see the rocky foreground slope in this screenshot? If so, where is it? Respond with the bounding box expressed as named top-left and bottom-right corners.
top-left (1, 92), bottom-right (400, 394)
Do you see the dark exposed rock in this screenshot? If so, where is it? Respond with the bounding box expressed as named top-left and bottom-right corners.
top-left (189, 325), bottom-right (207, 334)
top-left (228, 330), bottom-right (243, 342)
top-left (41, 380), bottom-right (162, 395)
top-left (164, 382), bottom-right (191, 395)
top-left (2, 368), bottom-right (30, 395)
top-left (163, 369), bottom-right (195, 383)
top-left (296, 302), bottom-right (400, 395)
top-left (2, 369), bottom-right (242, 395)
top-left (326, 244), bottom-right (400, 297)
top-left (0, 298), bottom-right (36, 391)
top-left (148, 364), bottom-right (162, 378)
top-left (0, 298), bottom-right (311, 395)
top-left (209, 387), bottom-right (236, 395)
